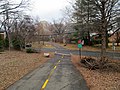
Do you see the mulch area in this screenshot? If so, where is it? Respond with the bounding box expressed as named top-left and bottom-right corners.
top-left (71, 55), bottom-right (120, 90)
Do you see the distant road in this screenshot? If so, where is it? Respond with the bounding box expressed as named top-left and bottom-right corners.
top-left (40, 43), bottom-right (120, 60)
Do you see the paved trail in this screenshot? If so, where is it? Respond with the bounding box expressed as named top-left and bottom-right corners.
top-left (7, 54), bottom-right (89, 90)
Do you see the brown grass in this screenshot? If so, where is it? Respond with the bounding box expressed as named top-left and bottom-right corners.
top-left (57, 43), bottom-right (101, 51)
top-left (71, 55), bottom-right (120, 90)
top-left (32, 42), bottom-right (55, 49)
top-left (0, 51), bottom-right (54, 90)
top-left (57, 43), bottom-right (120, 52)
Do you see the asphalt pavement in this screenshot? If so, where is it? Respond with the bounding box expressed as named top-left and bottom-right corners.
top-left (41, 43), bottom-right (120, 60)
top-left (7, 51), bottom-right (89, 90)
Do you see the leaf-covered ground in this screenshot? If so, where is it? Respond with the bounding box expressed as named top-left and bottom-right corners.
top-left (0, 51), bottom-right (53, 90)
top-left (71, 55), bottom-right (120, 90)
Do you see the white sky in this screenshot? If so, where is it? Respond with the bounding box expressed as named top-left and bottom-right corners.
top-left (25, 0), bottom-right (71, 22)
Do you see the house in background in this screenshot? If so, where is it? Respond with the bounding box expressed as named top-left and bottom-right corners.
top-left (0, 31), bottom-right (6, 40)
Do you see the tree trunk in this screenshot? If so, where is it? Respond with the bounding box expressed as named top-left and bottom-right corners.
top-left (42, 35), bottom-right (44, 45)
top-left (101, 30), bottom-right (106, 62)
top-left (8, 32), bottom-right (11, 51)
top-left (106, 31), bottom-right (109, 48)
top-left (100, 1), bottom-right (107, 62)
top-left (87, 31), bottom-right (91, 46)
top-left (116, 32), bottom-right (119, 46)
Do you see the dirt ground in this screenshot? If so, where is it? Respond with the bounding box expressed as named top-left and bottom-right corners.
top-left (0, 51), bottom-right (54, 90)
top-left (71, 55), bottom-right (120, 90)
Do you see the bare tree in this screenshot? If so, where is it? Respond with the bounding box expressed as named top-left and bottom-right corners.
top-left (17, 15), bottom-right (36, 48)
top-left (93, 0), bottom-right (120, 62)
top-left (34, 16), bottom-right (41, 44)
top-left (51, 18), bottom-right (67, 42)
top-left (0, 0), bottom-right (30, 50)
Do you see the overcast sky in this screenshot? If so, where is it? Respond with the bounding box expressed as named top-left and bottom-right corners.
top-left (24, 0), bottom-right (71, 22)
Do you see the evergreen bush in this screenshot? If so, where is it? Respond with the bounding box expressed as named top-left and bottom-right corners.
top-left (26, 48), bottom-right (34, 53)
top-left (12, 38), bottom-right (21, 50)
top-left (4, 37), bottom-right (9, 48)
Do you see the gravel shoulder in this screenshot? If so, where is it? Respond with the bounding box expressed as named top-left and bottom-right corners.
top-left (71, 55), bottom-right (120, 90)
top-left (0, 51), bottom-right (54, 90)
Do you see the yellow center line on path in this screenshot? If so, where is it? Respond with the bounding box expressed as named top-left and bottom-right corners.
top-left (58, 60), bottom-right (61, 63)
top-left (41, 79), bottom-right (49, 89)
top-left (62, 55), bottom-right (64, 58)
top-left (54, 66), bottom-right (57, 69)
top-left (40, 60), bottom-right (61, 90)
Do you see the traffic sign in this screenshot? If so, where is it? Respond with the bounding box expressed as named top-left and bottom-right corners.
top-left (78, 40), bottom-right (81, 44)
top-left (78, 44), bottom-right (82, 48)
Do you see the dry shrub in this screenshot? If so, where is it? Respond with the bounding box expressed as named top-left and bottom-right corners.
top-left (71, 55), bottom-right (120, 90)
top-left (80, 57), bottom-right (120, 73)
top-left (102, 60), bottom-right (120, 73)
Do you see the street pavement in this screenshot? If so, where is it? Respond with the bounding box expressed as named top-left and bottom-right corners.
top-left (41, 43), bottom-right (120, 60)
top-left (7, 47), bottom-right (89, 90)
